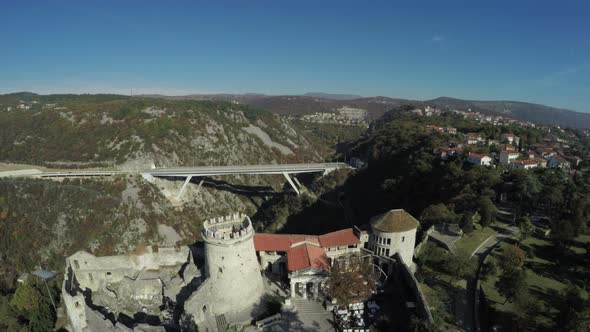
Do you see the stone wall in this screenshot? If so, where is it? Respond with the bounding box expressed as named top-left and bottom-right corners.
top-left (67, 247), bottom-right (190, 292)
top-left (395, 253), bottom-right (434, 323)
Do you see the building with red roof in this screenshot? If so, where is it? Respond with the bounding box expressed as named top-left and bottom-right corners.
top-left (509, 159), bottom-right (539, 170)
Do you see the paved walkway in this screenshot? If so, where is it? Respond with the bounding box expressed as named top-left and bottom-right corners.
top-left (458, 224), bottom-right (519, 332)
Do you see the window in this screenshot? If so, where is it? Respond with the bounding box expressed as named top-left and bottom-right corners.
top-left (348, 244), bottom-right (357, 249)
top-left (387, 238), bottom-right (391, 245)
top-left (402, 236), bottom-right (405, 242)
top-left (364, 242), bottom-right (369, 249)
top-left (385, 249), bottom-right (390, 256)
top-left (73, 260), bottom-right (80, 269)
top-left (106, 272), bottom-right (112, 277)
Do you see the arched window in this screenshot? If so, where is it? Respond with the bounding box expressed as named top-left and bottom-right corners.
top-left (202, 305), bottom-right (207, 313)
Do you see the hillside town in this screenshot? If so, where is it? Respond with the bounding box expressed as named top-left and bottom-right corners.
top-left (420, 111), bottom-right (587, 172)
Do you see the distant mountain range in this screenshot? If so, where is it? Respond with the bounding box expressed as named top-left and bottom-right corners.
top-left (138, 92), bottom-right (590, 128)
top-left (4, 91), bottom-right (590, 128)
top-left (424, 97), bottom-right (590, 129)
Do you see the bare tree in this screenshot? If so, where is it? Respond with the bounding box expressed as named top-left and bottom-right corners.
top-left (325, 254), bottom-right (377, 305)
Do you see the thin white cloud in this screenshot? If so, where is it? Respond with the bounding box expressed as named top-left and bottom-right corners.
top-left (431, 35), bottom-right (444, 44)
top-left (537, 63), bottom-right (589, 87)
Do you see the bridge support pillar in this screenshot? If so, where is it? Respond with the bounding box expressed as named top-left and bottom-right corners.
top-left (195, 179), bottom-right (204, 194)
top-left (177, 176), bottom-right (193, 200)
top-left (282, 172), bottom-right (300, 196)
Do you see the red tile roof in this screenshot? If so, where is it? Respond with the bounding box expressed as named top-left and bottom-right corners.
top-left (287, 244), bottom-right (329, 271)
top-left (253, 234), bottom-right (294, 252)
top-left (318, 228), bottom-right (360, 248)
top-left (468, 152), bottom-right (490, 159)
top-left (254, 228), bottom-right (360, 272)
top-left (511, 159), bottom-right (537, 165)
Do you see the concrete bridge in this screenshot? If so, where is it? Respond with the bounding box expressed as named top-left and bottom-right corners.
top-left (4, 162), bottom-right (350, 197)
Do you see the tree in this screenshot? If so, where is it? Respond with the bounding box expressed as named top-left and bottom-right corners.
top-left (479, 260), bottom-right (498, 282)
top-left (498, 245), bottom-right (526, 272)
top-left (10, 281), bottom-right (43, 314)
top-left (556, 284), bottom-right (590, 331)
top-left (325, 255), bottom-right (377, 305)
top-left (551, 219), bottom-right (577, 251)
top-left (512, 290), bottom-right (541, 330)
top-left (478, 196), bottom-right (497, 227)
top-left (445, 253), bottom-right (476, 283)
top-left (28, 302), bottom-right (54, 332)
top-left (420, 203), bottom-right (456, 227)
top-left (409, 316), bottom-right (440, 332)
top-left (517, 216), bottom-right (534, 239)
top-left (459, 213), bottom-right (474, 234)
top-left (495, 268), bottom-right (527, 303)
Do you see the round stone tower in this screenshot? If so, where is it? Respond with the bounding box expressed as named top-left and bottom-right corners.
top-left (186, 213), bottom-right (264, 323)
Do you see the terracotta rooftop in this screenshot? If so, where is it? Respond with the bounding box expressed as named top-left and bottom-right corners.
top-left (253, 228), bottom-right (361, 272)
top-left (318, 228), bottom-right (360, 248)
top-left (511, 159), bottom-right (537, 165)
top-left (287, 244), bottom-right (329, 272)
top-left (369, 209), bottom-right (420, 233)
top-left (468, 152), bottom-right (490, 159)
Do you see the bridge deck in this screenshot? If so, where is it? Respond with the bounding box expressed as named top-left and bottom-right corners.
top-left (30, 163), bottom-right (349, 178)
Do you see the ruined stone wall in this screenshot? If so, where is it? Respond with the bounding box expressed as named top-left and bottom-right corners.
top-left (66, 247), bottom-right (190, 292)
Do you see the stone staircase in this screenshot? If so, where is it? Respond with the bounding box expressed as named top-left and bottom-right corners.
top-left (293, 298), bottom-right (326, 315)
top-left (215, 314), bottom-right (227, 331)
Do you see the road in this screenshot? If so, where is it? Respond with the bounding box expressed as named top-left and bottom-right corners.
top-left (459, 225), bottom-right (519, 332)
top-left (1, 162), bottom-right (349, 178)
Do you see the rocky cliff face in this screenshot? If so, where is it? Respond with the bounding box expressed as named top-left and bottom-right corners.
top-left (0, 96), bottom-right (353, 286)
top-left (0, 97), bottom-right (326, 168)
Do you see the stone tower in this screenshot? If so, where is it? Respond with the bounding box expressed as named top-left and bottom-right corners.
top-left (186, 213), bottom-right (264, 323)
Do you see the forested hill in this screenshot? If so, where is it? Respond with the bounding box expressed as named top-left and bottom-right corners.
top-left (427, 97), bottom-right (590, 129)
top-left (0, 93), bottom-right (359, 168)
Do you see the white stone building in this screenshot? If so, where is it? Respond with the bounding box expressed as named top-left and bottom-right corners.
top-left (499, 150), bottom-right (520, 165)
top-left (467, 152), bottom-right (492, 166)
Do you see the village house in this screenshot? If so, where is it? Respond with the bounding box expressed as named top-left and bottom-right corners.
top-left (497, 144), bottom-right (516, 152)
top-left (437, 146), bottom-right (463, 160)
top-left (467, 152), bottom-right (492, 166)
top-left (509, 159), bottom-right (538, 170)
top-left (501, 133), bottom-right (520, 146)
top-left (547, 155), bottom-right (570, 169)
top-left (499, 150), bottom-right (520, 165)
top-left (465, 133), bottom-right (483, 145)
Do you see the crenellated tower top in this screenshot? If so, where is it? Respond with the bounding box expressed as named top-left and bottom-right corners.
top-left (202, 213), bottom-right (254, 244)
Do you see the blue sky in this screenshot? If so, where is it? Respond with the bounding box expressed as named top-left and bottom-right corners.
top-left (0, 0), bottom-right (589, 111)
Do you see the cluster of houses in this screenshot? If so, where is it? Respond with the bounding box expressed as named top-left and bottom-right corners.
top-left (411, 106), bottom-right (536, 128)
top-left (434, 129), bottom-right (582, 171)
top-left (299, 110), bottom-right (368, 127)
top-left (451, 109), bottom-right (536, 128)
top-left (1, 100), bottom-right (64, 112)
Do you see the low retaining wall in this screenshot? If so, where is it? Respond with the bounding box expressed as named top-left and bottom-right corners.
top-left (396, 254), bottom-right (434, 323)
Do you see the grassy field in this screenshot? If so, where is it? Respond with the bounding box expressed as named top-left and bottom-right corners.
top-left (480, 231), bottom-right (590, 330)
top-left (454, 225), bottom-right (496, 256)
